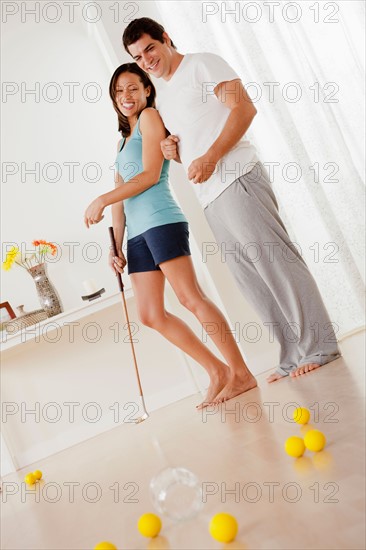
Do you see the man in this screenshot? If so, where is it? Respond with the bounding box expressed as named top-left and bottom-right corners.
top-left (122, 17), bottom-right (341, 389)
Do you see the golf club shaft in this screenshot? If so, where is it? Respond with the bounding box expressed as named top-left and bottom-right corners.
top-left (108, 226), bottom-right (144, 397)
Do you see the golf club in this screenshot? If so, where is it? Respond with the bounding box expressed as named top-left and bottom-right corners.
top-left (108, 226), bottom-right (149, 424)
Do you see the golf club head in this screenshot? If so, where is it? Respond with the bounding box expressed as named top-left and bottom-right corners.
top-left (134, 412), bottom-right (149, 424)
top-left (133, 396), bottom-right (149, 424)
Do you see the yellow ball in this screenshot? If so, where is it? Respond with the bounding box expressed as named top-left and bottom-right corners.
top-left (293, 407), bottom-right (310, 425)
top-left (33, 470), bottom-right (42, 480)
top-left (94, 543), bottom-right (117, 550)
top-left (138, 513), bottom-right (162, 538)
top-left (285, 436), bottom-right (305, 458)
top-left (304, 429), bottom-right (326, 452)
top-left (24, 473), bottom-right (36, 485)
top-left (209, 513), bottom-right (238, 543)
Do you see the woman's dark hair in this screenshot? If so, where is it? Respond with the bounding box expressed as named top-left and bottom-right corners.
top-left (123, 17), bottom-right (176, 53)
top-left (109, 62), bottom-right (156, 138)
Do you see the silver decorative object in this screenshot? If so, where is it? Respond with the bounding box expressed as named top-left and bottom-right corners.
top-left (28, 263), bottom-right (63, 317)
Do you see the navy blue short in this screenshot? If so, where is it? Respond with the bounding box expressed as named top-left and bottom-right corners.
top-left (127, 222), bottom-right (191, 274)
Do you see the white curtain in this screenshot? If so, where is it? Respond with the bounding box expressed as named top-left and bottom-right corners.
top-left (155, 0), bottom-right (365, 337)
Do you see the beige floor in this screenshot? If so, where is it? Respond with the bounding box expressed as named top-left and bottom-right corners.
top-left (1, 331), bottom-right (365, 550)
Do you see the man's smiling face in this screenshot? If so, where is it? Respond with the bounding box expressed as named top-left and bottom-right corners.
top-left (127, 32), bottom-right (173, 80)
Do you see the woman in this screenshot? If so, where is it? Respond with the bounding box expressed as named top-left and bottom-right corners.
top-left (84, 63), bottom-right (257, 408)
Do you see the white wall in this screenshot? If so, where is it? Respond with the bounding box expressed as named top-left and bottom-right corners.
top-left (1, 10), bottom-right (129, 312)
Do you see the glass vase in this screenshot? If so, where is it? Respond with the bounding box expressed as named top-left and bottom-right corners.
top-left (28, 263), bottom-right (63, 318)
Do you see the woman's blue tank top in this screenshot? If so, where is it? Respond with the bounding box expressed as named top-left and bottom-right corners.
top-left (115, 114), bottom-right (187, 239)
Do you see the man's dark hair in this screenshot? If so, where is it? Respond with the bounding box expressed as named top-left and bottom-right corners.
top-left (123, 17), bottom-right (176, 53)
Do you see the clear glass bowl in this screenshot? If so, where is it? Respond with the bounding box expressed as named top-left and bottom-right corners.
top-left (149, 466), bottom-right (203, 521)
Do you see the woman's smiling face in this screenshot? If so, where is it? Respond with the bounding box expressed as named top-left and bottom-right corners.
top-left (115, 71), bottom-right (151, 119)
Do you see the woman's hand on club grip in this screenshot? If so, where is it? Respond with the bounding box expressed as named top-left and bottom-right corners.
top-left (109, 249), bottom-right (126, 275)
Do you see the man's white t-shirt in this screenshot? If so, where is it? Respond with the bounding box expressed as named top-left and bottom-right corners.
top-left (157, 52), bottom-right (259, 209)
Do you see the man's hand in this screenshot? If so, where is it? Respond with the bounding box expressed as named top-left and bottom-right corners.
top-left (188, 152), bottom-right (218, 184)
top-left (161, 135), bottom-right (180, 161)
top-left (84, 197), bottom-right (105, 229)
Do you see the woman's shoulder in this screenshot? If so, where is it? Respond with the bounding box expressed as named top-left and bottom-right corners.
top-left (139, 107), bottom-right (163, 127)
top-left (139, 107), bottom-right (166, 139)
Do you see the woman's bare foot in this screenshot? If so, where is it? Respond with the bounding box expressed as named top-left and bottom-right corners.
top-left (210, 372), bottom-right (257, 405)
top-left (196, 365), bottom-right (230, 410)
top-left (266, 372), bottom-right (285, 383)
top-left (290, 363), bottom-right (321, 377)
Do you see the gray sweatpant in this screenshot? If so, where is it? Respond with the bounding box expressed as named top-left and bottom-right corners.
top-left (204, 161), bottom-right (341, 376)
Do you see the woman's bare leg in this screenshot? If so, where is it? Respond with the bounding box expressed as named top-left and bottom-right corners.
top-left (130, 270), bottom-right (230, 407)
top-left (159, 256), bottom-right (257, 405)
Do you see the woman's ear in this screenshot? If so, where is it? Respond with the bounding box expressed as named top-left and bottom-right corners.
top-left (146, 86), bottom-right (151, 98)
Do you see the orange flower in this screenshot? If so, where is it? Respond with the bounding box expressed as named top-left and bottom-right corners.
top-left (33, 240), bottom-right (57, 250)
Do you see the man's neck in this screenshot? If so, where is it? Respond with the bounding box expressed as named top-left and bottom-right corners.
top-left (164, 52), bottom-right (184, 81)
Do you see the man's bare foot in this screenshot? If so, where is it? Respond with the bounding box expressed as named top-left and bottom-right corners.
top-left (196, 365), bottom-right (230, 410)
top-left (210, 372), bottom-right (257, 405)
top-left (290, 363), bottom-right (321, 377)
top-left (266, 372), bottom-right (285, 383)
